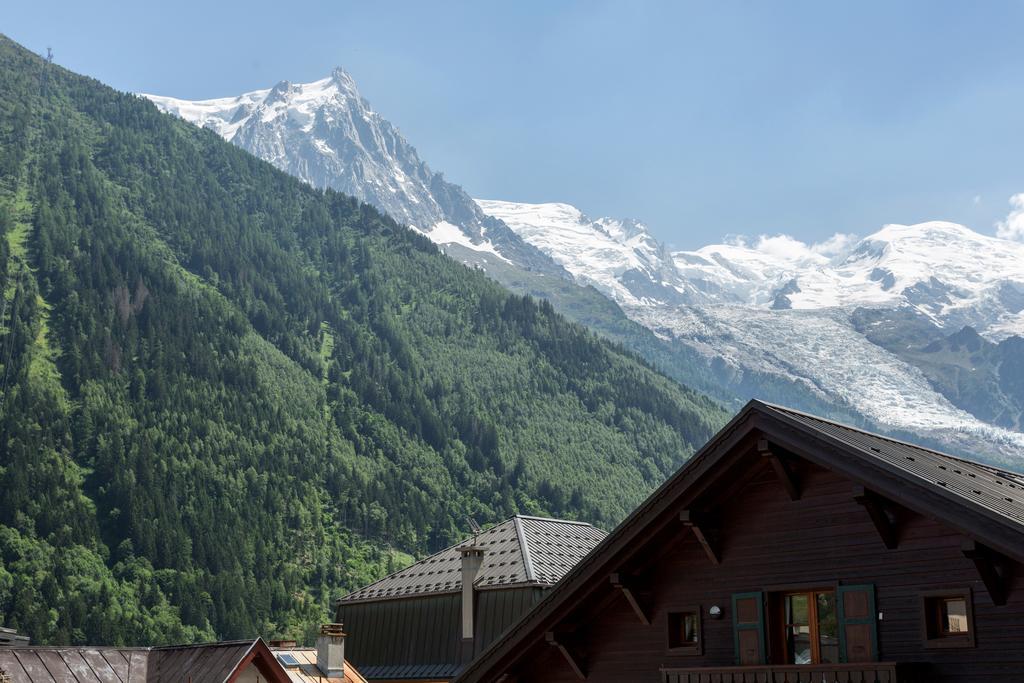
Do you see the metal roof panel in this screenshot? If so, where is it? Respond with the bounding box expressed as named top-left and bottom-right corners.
top-left (339, 516), bottom-right (605, 603)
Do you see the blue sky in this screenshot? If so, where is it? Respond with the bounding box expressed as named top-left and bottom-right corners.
top-left (6, 1), bottom-right (1024, 248)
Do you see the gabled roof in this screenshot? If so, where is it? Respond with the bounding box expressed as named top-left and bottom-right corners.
top-left (339, 515), bottom-right (606, 603)
top-left (0, 638), bottom-right (290, 683)
top-left (454, 400), bottom-right (1024, 683)
top-left (148, 639), bottom-right (283, 683)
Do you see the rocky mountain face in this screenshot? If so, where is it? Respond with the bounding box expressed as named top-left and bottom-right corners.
top-left (144, 70), bottom-right (560, 274)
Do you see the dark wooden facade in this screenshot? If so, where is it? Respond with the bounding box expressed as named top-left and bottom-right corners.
top-left (337, 588), bottom-right (544, 680)
top-left (455, 402), bottom-right (1024, 683)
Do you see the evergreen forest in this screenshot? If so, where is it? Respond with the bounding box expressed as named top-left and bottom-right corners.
top-left (0, 36), bottom-right (727, 646)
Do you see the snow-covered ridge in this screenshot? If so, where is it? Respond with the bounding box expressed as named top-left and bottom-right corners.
top-left (676, 221), bottom-right (1024, 337)
top-left (475, 199), bottom-right (694, 307)
top-left (144, 69), bottom-right (367, 142)
top-left (478, 199), bottom-right (1024, 340)
top-left (681, 222), bottom-right (1024, 308)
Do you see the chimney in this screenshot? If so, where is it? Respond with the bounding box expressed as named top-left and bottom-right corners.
top-left (268, 639), bottom-right (296, 648)
top-left (316, 623), bottom-right (346, 677)
top-left (460, 545), bottom-right (485, 659)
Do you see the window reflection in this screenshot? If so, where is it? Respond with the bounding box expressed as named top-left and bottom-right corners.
top-left (783, 590), bottom-right (837, 665)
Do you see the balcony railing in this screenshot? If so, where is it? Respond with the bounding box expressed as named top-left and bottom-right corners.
top-left (661, 662), bottom-right (916, 683)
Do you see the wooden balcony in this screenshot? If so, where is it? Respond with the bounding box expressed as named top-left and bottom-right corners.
top-left (661, 662), bottom-right (916, 683)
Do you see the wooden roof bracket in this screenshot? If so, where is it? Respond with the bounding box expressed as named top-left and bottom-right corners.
top-left (854, 485), bottom-right (899, 549)
top-left (609, 572), bottom-right (651, 625)
top-left (962, 540), bottom-right (1014, 606)
top-left (680, 510), bottom-right (720, 565)
top-left (758, 438), bottom-right (800, 501)
top-left (545, 630), bottom-right (587, 680)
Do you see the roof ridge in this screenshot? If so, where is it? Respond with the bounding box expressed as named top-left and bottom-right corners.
top-left (6, 651), bottom-right (151, 655)
top-left (512, 516), bottom-right (536, 583)
top-left (151, 639), bottom-right (258, 651)
top-left (513, 514), bottom-right (596, 527)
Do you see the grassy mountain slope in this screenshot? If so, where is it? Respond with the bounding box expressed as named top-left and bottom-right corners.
top-left (0, 36), bottom-right (726, 645)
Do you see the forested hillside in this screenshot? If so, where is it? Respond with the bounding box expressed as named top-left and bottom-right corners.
top-left (0, 36), bottom-right (726, 646)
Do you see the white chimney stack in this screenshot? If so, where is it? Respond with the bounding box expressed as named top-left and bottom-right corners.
top-left (316, 623), bottom-right (346, 677)
top-left (460, 545), bottom-right (485, 644)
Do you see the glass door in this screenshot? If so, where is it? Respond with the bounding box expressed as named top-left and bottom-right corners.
top-left (783, 591), bottom-right (838, 664)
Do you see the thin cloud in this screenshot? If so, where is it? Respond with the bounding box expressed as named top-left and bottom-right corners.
top-left (724, 233), bottom-right (858, 263)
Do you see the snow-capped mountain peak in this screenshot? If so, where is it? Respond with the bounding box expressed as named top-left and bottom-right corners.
top-left (144, 71), bottom-right (563, 275)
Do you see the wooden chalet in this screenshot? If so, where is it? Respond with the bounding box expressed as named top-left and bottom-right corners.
top-left (335, 515), bottom-right (606, 682)
top-left (454, 401), bottom-right (1024, 683)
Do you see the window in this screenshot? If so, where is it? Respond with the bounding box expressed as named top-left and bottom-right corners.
top-left (738, 585), bottom-right (877, 666)
top-left (770, 590), bottom-right (838, 664)
top-left (667, 610), bottom-right (701, 654)
top-left (922, 589), bottom-right (974, 648)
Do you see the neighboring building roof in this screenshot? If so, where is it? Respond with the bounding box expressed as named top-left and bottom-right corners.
top-left (270, 647), bottom-right (367, 683)
top-left (0, 638), bottom-right (290, 683)
top-left (148, 640), bottom-right (279, 683)
top-left (339, 515), bottom-right (606, 603)
top-left (0, 646), bottom-right (149, 683)
top-left (455, 400), bottom-right (1024, 682)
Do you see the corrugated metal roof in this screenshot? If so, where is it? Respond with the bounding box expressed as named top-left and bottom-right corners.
top-left (0, 639), bottom-right (288, 683)
top-left (0, 647), bottom-right (149, 683)
top-left (760, 402), bottom-right (1024, 527)
top-left (339, 516), bottom-right (606, 603)
top-left (147, 640), bottom-right (254, 683)
top-left (356, 662), bottom-right (456, 680)
top-left (270, 648), bottom-right (366, 683)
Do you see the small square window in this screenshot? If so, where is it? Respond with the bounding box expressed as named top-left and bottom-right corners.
top-left (667, 610), bottom-right (701, 654)
top-left (922, 590), bottom-right (974, 648)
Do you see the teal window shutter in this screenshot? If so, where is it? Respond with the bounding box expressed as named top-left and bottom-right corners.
top-left (732, 592), bottom-right (766, 665)
top-left (837, 584), bottom-right (879, 663)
